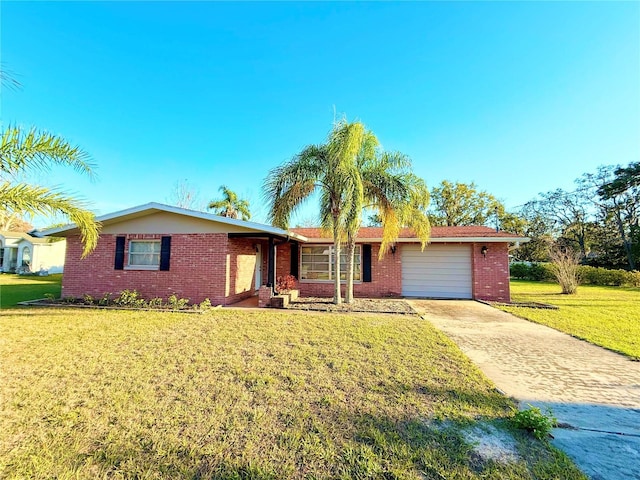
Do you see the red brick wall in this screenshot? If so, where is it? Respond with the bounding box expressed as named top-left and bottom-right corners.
top-left (63, 235), bottom-right (511, 304)
top-left (62, 234), bottom-right (261, 305)
top-left (277, 241), bottom-right (511, 302)
top-left (277, 243), bottom-right (402, 298)
top-left (471, 242), bottom-right (511, 302)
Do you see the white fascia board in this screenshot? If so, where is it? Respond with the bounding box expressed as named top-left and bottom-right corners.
top-left (303, 236), bottom-right (530, 244)
top-left (40, 202), bottom-right (308, 241)
top-left (402, 236), bottom-right (531, 243)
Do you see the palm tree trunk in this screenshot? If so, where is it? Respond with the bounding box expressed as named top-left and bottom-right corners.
top-left (345, 234), bottom-right (356, 304)
top-left (332, 222), bottom-right (342, 304)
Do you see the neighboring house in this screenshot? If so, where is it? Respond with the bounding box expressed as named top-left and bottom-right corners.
top-left (0, 231), bottom-right (66, 274)
top-left (42, 203), bottom-right (528, 305)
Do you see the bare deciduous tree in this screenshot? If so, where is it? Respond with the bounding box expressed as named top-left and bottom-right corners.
top-left (548, 243), bottom-right (581, 294)
top-left (166, 179), bottom-right (205, 211)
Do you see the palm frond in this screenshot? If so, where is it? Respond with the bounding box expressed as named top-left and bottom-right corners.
top-left (0, 182), bottom-right (100, 257)
top-left (0, 66), bottom-right (21, 90)
top-left (0, 126), bottom-right (95, 179)
top-left (263, 146), bottom-right (326, 228)
top-left (208, 184), bottom-right (251, 220)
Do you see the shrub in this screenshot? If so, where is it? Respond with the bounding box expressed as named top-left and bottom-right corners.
top-left (276, 274), bottom-right (297, 294)
top-left (148, 297), bottom-right (164, 309)
top-left (548, 245), bottom-right (581, 294)
top-left (510, 262), bottom-right (555, 281)
top-left (98, 293), bottom-right (112, 306)
top-left (578, 266), bottom-right (640, 287)
top-left (198, 298), bottom-right (212, 310)
top-left (509, 262), bottom-right (530, 279)
top-left (114, 289), bottom-right (146, 307)
top-left (43, 293), bottom-right (56, 302)
top-left (167, 294), bottom-right (189, 310)
top-left (515, 262), bottom-right (640, 287)
top-left (531, 263), bottom-right (555, 281)
top-left (512, 405), bottom-right (557, 441)
top-left (629, 270), bottom-right (640, 287)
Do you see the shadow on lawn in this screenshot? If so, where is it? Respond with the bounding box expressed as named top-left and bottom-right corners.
top-left (56, 385), bottom-right (594, 480)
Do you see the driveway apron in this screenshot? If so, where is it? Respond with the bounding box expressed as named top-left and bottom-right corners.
top-left (408, 300), bottom-right (640, 480)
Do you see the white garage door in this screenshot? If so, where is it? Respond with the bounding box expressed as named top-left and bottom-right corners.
top-left (401, 244), bottom-right (472, 298)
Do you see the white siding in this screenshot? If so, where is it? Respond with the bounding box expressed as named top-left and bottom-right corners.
top-left (401, 244), bottom-right (472, 299)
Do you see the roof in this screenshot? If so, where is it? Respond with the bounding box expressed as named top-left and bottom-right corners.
top-left (38, 203), bottom-right (527, 244)
top-left (0, 231), bottom-right (31, 241)
top-left (291, 226), bottom-right (529, 243)
top-left (0, 231), bottom-right (54, 244)
top-left (40, 202), bottom-right (308, 242)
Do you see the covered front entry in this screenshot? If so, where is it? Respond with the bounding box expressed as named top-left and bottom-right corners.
top-left (401, 244), bottom-right (472, 299)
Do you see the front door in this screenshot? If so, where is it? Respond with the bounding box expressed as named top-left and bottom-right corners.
top-left (255, 244), bottom-right (262, 291)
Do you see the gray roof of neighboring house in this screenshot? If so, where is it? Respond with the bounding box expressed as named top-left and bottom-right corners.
top-left (0, 231), bottom-right (55, 244)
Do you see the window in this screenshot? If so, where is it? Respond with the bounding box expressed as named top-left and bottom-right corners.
top-left (128, 240), bottom-right (161, 268)
top-left (21, 246), bottom-right (31, 267)
top-left (301, 245), bottom-right (361, 281)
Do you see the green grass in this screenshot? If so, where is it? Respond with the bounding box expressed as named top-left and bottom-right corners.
top-left (501, 280), bottom-right (640, 360)
top-left (0, 308), bottom-right (585, 479)
top-left (0, 274), bottom-right (62, 308)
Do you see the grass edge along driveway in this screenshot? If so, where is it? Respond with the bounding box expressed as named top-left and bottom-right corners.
top-left (0, 307), bottom-right (585, 479)
top-left (501, 280), bottom-right (640, 360)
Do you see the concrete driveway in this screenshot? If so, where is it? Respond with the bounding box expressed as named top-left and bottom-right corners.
top-left (408, 299), bottom-right (640, 480)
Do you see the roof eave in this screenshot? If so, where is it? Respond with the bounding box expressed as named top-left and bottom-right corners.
top-left (303, 236), bottom-right (530, 244)
top-left (40, 202), bottom-right (307, 240)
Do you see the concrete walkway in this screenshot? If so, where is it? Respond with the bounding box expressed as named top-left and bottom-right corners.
top-left (408, 300), bottom-right (640, 480)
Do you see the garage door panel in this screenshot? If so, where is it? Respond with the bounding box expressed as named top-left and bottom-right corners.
top-left (401, 244), bottom-right (472, 299)
top-left (402, 273), bottom-right (468, 281)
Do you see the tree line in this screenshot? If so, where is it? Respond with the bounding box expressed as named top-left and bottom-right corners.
top-left (513, 164), bottom-right (639, 271)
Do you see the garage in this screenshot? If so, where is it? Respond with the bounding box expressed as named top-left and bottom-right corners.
top-left (401, 244), bottom-right (472, 298)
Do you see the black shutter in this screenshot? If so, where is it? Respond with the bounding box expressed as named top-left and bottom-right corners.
top-left (290, 243), bottom-right (299, 278)
top-left (160, 236), bottom-right (171, 271)
top-left (114, 236), bottom-right (125, 270)
top-left (362, 244), bottom-right (372, 282)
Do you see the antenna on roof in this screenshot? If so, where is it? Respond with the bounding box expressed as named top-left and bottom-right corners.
top-left (494, 206), bottom-right (499, 232)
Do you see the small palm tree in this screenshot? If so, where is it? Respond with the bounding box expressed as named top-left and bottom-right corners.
top-left (0, 126), bottom-right (100, 257)
top-left (208, 185), bottom-right (251, 220)
top-left (343, 151), bottom-right (431, 303)
top-left (265, 120), bottom-right (365, 304)
top-left (266, 118), bottom-right (431, 304)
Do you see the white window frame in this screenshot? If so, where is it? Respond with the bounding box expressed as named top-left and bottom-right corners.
top-left (21, 246), bottom-right (32, 267)
top-left (300, 245), bottom-right (361, 282)
top-left (127, 240), bottom-right (161, 270)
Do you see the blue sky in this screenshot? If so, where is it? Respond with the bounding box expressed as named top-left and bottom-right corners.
top-left (2, 1), bottom-right (639, 227)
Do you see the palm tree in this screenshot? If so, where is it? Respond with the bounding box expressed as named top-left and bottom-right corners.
top-left (343, 151), bottom-right (431, 303)
top-left (208, 185), bottom-right (251, 220)
top-left (264, 120), bottom-right (366, 304)
top-left (0, 126), bottom-right (100, 257)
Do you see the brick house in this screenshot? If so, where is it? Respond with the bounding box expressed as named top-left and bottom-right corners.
top-left (43, 202), bottom-right (527, 305)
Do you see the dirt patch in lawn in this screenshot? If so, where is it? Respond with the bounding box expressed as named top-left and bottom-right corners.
top-left (287, 297), bottom-right (416, 314)
top-left (462, 423), bottom-right (521, 464)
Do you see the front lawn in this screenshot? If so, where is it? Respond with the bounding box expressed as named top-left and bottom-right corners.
top-left (0, 308), bottom-right (584, 479)
top-left (502, 280), bottom-right (640, 360)
top-left (0, 273), bottom-right (62, 308)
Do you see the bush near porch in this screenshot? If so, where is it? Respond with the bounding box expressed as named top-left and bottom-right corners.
top-left (0, 308), bottom-right (584, 479)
